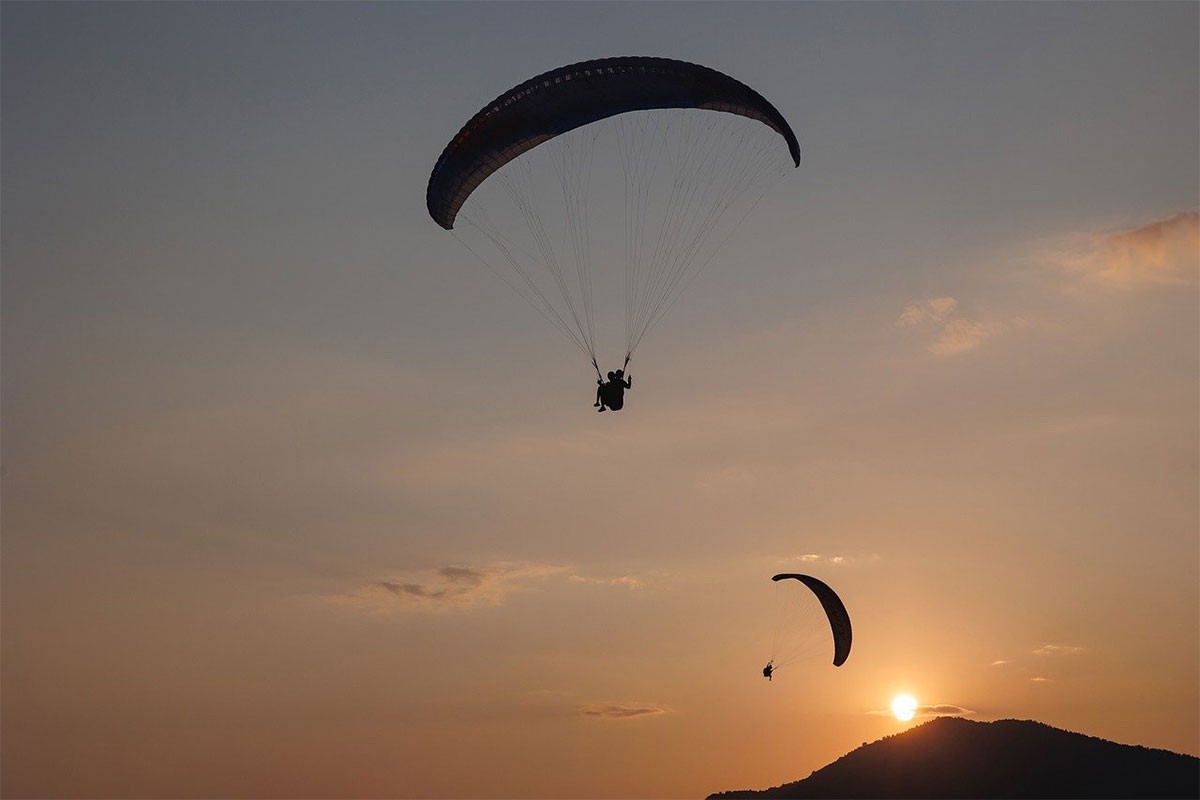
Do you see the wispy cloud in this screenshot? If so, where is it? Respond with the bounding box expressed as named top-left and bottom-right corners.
top-left (333, 562), bottom-right (568, 611)
top-left (928, 317), bottom-right (1012, 356)
top-left (331, 562), bottom-right (653, 611)
top-left (1055, 211), bottom-right (1199, 288)
top-left (578, 702), bottom-right (674, 720)
top-left (568, 574), bottom-right (643, 589)
top-left (898, 212), bottom-right (1196, 359)
top-left (917, 704), bottom-right (974, 717)
top-left (1031, 676), bottom-right (1052, 683)
top-left (869, 703), bottom-right (975, 718)
top-left (777, 553), bottom-right (879, 566)
top-left (897, 296), bottom-right (1017, 356)
top-left (990, 659), bottom-right (1012, 667)
top-left (897, 297), bottom-right (959, 326)
top-left (1033, 644), bottom-right (1086, 657)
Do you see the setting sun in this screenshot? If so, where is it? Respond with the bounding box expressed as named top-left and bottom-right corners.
top-left (892, 694), bottom-right (918, 722)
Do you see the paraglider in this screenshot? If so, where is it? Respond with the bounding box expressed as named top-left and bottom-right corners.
top-left (595, 368), bottom-right (632, 412)
top-left (427, 57), bottom-right (799, 402)
top-left (765, 573), bottom-right (852, 679)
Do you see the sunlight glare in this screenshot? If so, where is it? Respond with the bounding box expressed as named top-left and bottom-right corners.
top-left (891, 693), bottom-right (918, 722)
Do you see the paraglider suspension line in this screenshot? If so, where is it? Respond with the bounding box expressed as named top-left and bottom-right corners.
top-left (591, 353), bottom-right (632, 381)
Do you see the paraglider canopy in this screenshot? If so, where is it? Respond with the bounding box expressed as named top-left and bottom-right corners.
top-left (427, 56), bottom-right (801, 230)
top-left (426, 55), bottom-right (800, 373)
top-left (771, 573), bottom-right (852, 667)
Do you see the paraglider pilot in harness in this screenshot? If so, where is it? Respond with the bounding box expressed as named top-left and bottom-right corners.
top-left (595, 368), bottom-right (632, 412)
top-left (762, 661), bottom-right (774, 681)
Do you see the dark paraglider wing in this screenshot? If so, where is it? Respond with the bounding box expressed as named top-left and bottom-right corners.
top-left (426, 56), bottom-right (801, 230)
top-left (771, 573), bottom-right (852, 667)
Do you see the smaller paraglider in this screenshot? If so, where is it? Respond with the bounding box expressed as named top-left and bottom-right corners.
top-left (764, 573), bottom-right (852, 681)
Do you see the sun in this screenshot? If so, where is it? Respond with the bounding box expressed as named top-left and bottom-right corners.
top-left (891, 693), bottom-right (918, 722)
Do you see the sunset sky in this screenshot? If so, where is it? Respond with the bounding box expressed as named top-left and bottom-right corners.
top-left (3, 2), bottom-right (1197, 798)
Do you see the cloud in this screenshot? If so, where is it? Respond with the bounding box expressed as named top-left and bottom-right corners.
top-left (578, 702), bottom-right (674, 720)
top-left (896, 296), bottom-right (1016, 356)
top-left (1033, 643), bottom-right (1086, 657)
top-left (568, 574), bottom-right (643, 589)
top-left (869, 703), bottom-right (975, 718)
top-left (898, 212), bottom-right (1195, 359)
top-left (437, 565), bottom-right (487, 585)
top-left (1031, 676), bottom-right (1052, 683)
top-left (928, 317), bottom-right (1011, 356)
top-left (990, 659), bottom-right (1011, 667)
top-left (332, 563), bottom-right (652, 611)
top-left (334, 562), bottom-right (568, 611)
top-left (897, 297), bottom-right (958, 326)
top-left (777, 553), bottom-right (879, 566)
top-left (916, 704), bottom-right (975, 717)
top-left (1056, 211), bottom-right (1199, 287)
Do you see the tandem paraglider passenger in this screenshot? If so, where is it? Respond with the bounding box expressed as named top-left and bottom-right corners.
top-left (594, 371), bottom-right (614, 409)
top-left (595, 369), bottom-right (632, 412)
top-left (762, 661), bottom-right (774, 681)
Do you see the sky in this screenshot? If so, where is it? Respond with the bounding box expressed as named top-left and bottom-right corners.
top-left (2, 2), bottom-right (1197, 798)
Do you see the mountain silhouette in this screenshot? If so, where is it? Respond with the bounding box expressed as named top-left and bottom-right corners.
top-left (707, 717), bottom-right (1198, 799)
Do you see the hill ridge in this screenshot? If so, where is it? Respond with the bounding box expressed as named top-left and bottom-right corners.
top-left (707, 716), bottom-right (1199, 799)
